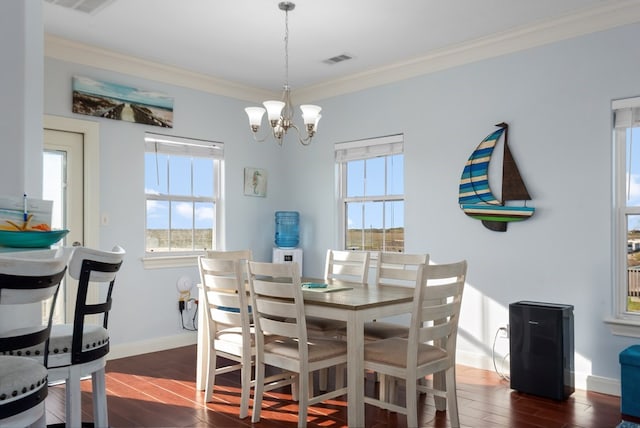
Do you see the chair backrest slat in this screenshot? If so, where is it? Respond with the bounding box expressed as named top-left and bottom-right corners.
top-left (205, 250), bottom-right (253, 281)
top-left (324, 249), bottom-right (370, 284)
top-left (247, 261), bottom-right (307, 344)
top-left (375, 252), bottom-right (428, 287)
top-left (198, 255), bottom-right (250, 335)
top-left (409, 260), bottom-right (467, 359)
top-left (68, 245), bottom-right (125, 364)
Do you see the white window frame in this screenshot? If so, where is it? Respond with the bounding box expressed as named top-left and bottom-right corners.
top-left (142, 132), bottom-right (223, 269)
top-left (606, 96), bottom-right (640, 337)
top-left (335, 134), bottom-right (404, 255)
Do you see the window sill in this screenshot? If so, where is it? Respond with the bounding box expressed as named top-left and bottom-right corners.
top-left (604, 317), bottom-right (640, 338)
top-left (142, 253), bottom-right (201, 269)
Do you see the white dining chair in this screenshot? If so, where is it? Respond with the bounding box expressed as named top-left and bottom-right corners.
top-left (362, 252), bottom-right (428, 341)
top-left (198, 255), bottom-right (252, 414)
top-left (306, 249), bottom-right (370, 390)
top-left (0, 250), bottom-right (67, 428)
top-left (45, 245), bottom-right (125, 428)
top-left (199, 249), bottom-right (292, 418)
top-left (247, 261), bottom-right (348, 428)
top-left (307, 249), bottom-right (370, 333)
top-left (363, 260), bottom-right (467, 428)
top-left (323, 249), bottom-right (370, 282)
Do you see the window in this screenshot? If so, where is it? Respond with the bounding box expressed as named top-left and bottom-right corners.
top-left (336, 135), bottom-right (404, 252)
top-left (611, 97), bottom-right (640, 333)
top-left (144, 132), bottom-right (222, 255)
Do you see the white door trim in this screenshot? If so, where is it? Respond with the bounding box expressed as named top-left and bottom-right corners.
top-left (43, 115), bottom-right (99, 249)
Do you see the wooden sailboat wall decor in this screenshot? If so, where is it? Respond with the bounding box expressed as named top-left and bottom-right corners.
top-left (458, 122), bottom-right (535, 232)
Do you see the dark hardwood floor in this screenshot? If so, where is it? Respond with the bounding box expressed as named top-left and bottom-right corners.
top-left (44, 345), bottom-right (634, 427)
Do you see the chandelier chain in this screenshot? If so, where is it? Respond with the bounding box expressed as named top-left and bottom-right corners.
top-left (284, 7), bottom-right (289, 88)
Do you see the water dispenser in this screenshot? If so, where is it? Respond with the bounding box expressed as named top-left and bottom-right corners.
top-left (275, 211), bottom-right (299, 248)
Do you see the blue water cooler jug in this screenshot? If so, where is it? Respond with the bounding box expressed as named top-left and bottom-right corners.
top-left (275, 211), bottom-right (299, 248)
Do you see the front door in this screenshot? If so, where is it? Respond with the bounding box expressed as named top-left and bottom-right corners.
top-left (44, 128), bottom-right (84, 323)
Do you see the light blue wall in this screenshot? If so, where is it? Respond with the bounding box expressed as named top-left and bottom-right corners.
top-left (44, 59), bottom-right (285, 346)
top-left (42, 22), bottom-right (640, 386)
top-left (284, 22), bottom-right (640, 383)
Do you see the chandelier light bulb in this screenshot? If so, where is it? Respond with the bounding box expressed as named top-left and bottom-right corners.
top-left (263, 100), bottom-right (286, 122)
top-left (300, 104), bottom-right (322, 125)
top-left (245, 107), bottom-right (266, 129)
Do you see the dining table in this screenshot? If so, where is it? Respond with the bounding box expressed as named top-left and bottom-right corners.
top-left (195, 276), bottom-right (415, 428)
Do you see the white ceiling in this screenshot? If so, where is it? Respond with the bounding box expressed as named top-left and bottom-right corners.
top-left (43, 0), bottom-right (640, 97)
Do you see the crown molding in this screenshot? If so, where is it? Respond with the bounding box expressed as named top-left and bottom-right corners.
top-left (296, 0), bottom-right (640, 102)
top-left (44, 34), bottom-right (277, 103)
top-left (45, 0), bottom-right (640, 104)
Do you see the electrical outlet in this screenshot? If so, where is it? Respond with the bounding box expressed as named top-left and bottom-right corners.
top-left (499, 325), bottom-right (510, 338)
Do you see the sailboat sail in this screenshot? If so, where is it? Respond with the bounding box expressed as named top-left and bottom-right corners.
top-left (458, 123), bottom-right (534, 232)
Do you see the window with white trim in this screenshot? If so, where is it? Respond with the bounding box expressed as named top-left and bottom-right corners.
top-left (144, 132), bottom-right (222, 254)
top-left (613, 97), bottom-right (640, 327)
top-left (336, 134), bottom-right (404, 252)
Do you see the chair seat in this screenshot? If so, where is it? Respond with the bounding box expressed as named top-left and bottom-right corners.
top-left (362, 321), bottom-right (409, 340)
top-left (364, 337), bottom-right (448, 368)
top-left (0, 324), bottom-right (109, 367)
top-left (305, 316), bottom-right (346, 332)
top-left (48, 324), bottom-right (109, 368)
top-left (0, 356), bottom-right (48, 405)
top-left (265, 337), bottom-right (348, 362)
top-left (215, 326), bottom-right (281, 348)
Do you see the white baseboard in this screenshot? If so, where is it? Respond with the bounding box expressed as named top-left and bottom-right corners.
top-left (107, 332), bottom-right (197, 361)
top-left (584, 374), bottom-right (621, 396)
top-left (456, 350), bottom-right (621, 397)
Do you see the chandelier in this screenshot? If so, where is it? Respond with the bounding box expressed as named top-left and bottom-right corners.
top-left (244, 2), bottom-right (321, 146)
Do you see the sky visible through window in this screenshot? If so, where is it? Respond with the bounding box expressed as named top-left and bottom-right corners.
top-left (346, 155), bottom-right (404, 230)
top-left (627, 128), bottom-right (640, 230)
top-left (145, 153), bottom-right (214, 229)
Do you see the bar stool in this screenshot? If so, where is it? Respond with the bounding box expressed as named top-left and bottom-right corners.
top-left (0, 251), bottom-right (67, 428)
top-left (46, 245), bottom-right (125, 428)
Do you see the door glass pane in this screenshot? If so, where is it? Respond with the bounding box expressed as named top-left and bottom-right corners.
top-left (43, 150), bottom-right (65, 324)
top-left (43, 150), bottom-right (65, 231)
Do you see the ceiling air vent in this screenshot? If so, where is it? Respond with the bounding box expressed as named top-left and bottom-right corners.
top-left (44, 0), bottom-right (116, 15)
top-left (323, 54), bottom-right (353, 65)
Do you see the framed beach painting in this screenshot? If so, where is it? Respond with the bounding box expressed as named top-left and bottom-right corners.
top-left (72, 76), bottom-right (174, 128)
top-left (244, 168), bottom-right (267, 197)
